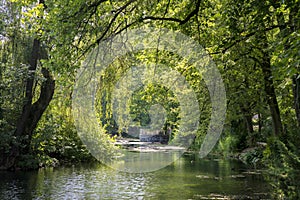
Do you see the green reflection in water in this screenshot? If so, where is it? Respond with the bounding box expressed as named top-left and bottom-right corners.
top-left (0, 155), bottom-right (270, 200)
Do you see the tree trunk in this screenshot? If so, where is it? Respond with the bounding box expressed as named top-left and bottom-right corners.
top-left (15, 39), bottom-right (40, 138)
top-left (261, 51), bottom-right (283, 136)
top-left (1, 38), bottom-right (55, 170)
top-left (22, 67), bottom-right (55, 153)
top-left (240, 105), bottom-right (254, 134)
top-left (240, 104), bottom-right (254, 146)
top-left (0, 46), bottom-right (3, 121)
top-left (288, 5), bottom-right (300, 128)
top-left (272, 0), bottom-right (299, 129)
top-left (293, 74), bottom-right (300, 127)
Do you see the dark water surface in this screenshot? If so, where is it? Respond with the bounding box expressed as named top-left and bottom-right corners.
top-left (0, 155), bottom-right (270, 199)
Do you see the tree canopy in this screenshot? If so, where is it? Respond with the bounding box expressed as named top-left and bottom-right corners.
top-left (0, 0), bottom-right (299, 197)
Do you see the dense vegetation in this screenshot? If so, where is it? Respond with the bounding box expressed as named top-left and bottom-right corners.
top-left (0, 0), bottom-right (299, 198)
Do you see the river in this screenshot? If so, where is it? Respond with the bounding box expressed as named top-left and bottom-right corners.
top-left (0, 154), bottom-right (270, 199)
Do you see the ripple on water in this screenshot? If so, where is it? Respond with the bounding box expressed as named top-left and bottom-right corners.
top-left (0, 157), bottom-right (270, 200)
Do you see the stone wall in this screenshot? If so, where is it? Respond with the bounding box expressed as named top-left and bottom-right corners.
top-left (139, 129), bottom-right (169, 144)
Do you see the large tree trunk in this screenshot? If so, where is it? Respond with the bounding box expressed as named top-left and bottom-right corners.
top-left (15, 39), bottom-right (40, 138)
top-left (272, 0), bottom-right (299, 129)
top-left (0, 0), bottom-right (55, 170)
top-left (1, 38), bottom-right (55, 170)
top-left (288, 5), bottom-right (300, 128)
top-left (261, 54), bottom-right (283, 136)
top-left (0, 47), bottom-right (3, 122)
top-left (293, 74), bottom-right (300, 127)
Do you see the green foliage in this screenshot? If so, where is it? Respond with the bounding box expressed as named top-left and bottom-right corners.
top-left (0, 1), bottom-right (34, 164)
top-left (16, 154), bottom-right (40, 170)
top-left (130, 84), bottom-right (180, 130)
top-left (263, 136), bottom-right (300, 199)
top-left (0, 4), bottom-right (298, 196)
top-left (239, 147), bottom-right (264, 167)
top-left (32, 97), bottom-right (95, 166)
top-left (216, 133), bottom-right (239, 157)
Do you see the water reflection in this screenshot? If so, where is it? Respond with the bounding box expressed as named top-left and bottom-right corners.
top-left (110, 150), bottom-right (184, 173)
top-left (0, 155), bottom-right (270, 199)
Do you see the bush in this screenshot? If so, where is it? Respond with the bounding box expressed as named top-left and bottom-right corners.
top-left (239, 147), bottom-right (263, 167)
top-left (32, 107), bottom-right (95, 166)
top-left (216, 133), bottom-right (239, 157)
top-left (263, 137), bottom-right (300, 199)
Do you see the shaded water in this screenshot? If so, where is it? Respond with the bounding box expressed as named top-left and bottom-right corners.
top-left (0, 155), bottom-right (270, 199)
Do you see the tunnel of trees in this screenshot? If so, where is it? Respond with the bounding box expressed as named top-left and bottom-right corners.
top-left (0, 0), bottom-right (299, 198)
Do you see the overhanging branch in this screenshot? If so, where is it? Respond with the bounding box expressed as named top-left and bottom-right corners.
top-left (210, 25), bottom-right (285, 55)
top-left (142, 0), bottom-right (201, 25)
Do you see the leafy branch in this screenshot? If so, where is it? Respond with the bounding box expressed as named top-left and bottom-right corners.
top-left (142, 0), bottom-right (201, 25)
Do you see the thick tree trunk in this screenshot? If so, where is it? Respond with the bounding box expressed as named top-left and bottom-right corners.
top-left (288, 5), bottom-right (300, 128)
top-left (293, 74), bottom-right (300, 127)
top-left (261, 52), bottom-right (283, 136)
top-left (244, 114), bottom-right (254, 134)
top-left (240, 105), bottom-right (254, 134)
top-left (273, 0), bottom-right (299, 129)
top-left (0, 51), bottom-right (2, 121)
top-left (1, 38), bottom-right (55, 170)
top-left (21, 67), bottom-right (55, 154)
top-left (15, 39), bottom-right (40, 137)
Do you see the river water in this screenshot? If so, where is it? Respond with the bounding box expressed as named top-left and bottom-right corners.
top-left (0, 154), bottom-right (270, 199)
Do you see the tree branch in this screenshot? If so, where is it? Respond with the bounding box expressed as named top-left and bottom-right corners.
top-left (76, 0), bottom-right (136, 60)
top-left (62, 0), bottom-right (109, 21)
top-left (142, 0), bottom-right (201, 25)
top-left (210, 25), bottom-right (285, 55)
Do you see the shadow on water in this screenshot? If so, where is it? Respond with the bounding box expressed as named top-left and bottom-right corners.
top-left (0, 154), bottom-right (270, 199)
